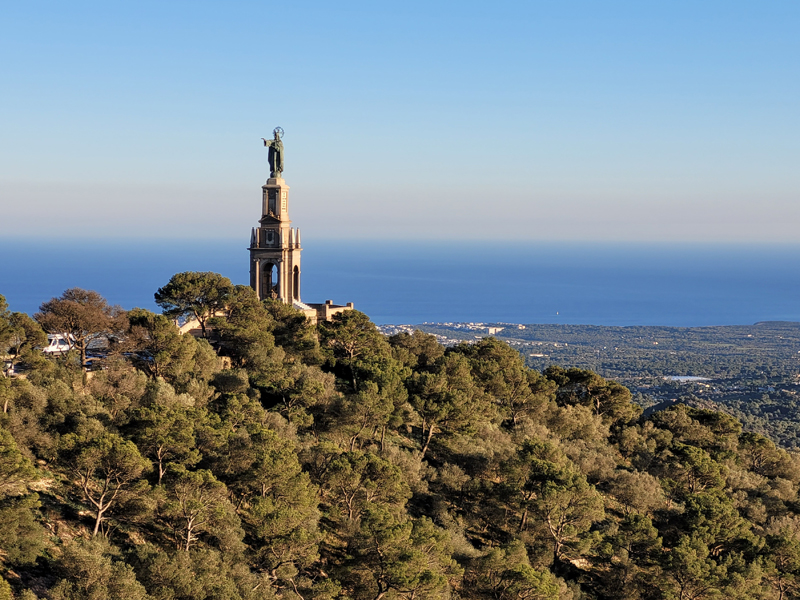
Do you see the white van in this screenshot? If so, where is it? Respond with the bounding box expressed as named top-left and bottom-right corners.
top-left (42, 334), bottom-right (74, 354)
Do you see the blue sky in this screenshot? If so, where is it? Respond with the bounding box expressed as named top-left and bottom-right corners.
top-left (2, 1), bottom-right (798, 242)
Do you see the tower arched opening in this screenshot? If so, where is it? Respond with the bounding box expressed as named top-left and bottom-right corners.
top-left (262, 262), bottom-right (279, 299)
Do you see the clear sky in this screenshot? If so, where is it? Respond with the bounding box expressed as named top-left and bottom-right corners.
top-left (2, 1), bottom-right (798, 243)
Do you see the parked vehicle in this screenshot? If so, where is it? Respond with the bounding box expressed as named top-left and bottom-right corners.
top-left (41, 334), bottom-right (74, 354)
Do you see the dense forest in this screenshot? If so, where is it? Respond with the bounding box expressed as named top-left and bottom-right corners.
top-left (2, 274), bottom-right (800, 599)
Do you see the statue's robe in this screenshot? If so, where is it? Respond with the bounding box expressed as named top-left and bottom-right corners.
top-left (265, 139), bottom-right (284, 176)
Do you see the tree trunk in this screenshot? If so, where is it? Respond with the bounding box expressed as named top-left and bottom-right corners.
top-left (157, 447), bottom-right (166, 484)
top-left (195, 309), bottom-right (208, 338)
top-left (349, 422), bottom-right (367, 451)
top-left (289, 577), bottom-right (306, 600)
top-left (350, 368), bottom-right (358, 392)
top-left (373, 586), bottom-right (388, 600)
top-left (519, 507), bottom-right (528, 531)
top-left (93, 505), bottom-right (107, 537)
top-left (420, 423), bottom-right (435, 460)
top-left (185, 517), bottom-right (195, 551)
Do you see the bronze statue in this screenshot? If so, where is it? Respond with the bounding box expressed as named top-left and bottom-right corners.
top-left (262, 127), bottom-right (284, 178)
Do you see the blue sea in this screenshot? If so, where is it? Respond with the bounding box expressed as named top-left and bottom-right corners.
top-left (2, 239), bottom-right (800, 327)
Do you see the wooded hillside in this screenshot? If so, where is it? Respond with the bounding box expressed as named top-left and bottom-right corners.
top-left (1, 277), bottom-right (799, 600)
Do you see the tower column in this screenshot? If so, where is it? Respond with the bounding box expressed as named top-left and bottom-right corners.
top-left (252, 258), bottom-right (261, 295)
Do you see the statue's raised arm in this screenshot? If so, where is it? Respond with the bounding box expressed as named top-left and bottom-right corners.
top-left (262, 126), bottom-right (285, 178)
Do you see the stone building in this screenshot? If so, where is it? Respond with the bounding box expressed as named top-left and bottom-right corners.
top-left (248, 150), bottom-right (352, 324)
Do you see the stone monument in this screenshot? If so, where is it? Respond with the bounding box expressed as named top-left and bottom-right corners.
top-left (248, 128), bottom-right (353, 323)
top-left (249, 127), bottom-right (301, 303)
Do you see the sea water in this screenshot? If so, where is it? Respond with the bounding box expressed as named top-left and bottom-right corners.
top-left (2, 239), bottom-right (800, 327)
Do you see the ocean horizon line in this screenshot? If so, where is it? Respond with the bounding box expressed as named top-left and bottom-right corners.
top-left (4, 235), bottom-right (800, 249)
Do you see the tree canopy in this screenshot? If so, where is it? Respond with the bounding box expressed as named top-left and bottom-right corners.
top-left (154, 272), bottom-right (235, 338)
top-left (3, 278), bottom-right (800, 599)
top-left (34, 288), bottom-right (124, 372)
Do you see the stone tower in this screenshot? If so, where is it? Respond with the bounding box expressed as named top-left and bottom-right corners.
top-left (248, 174), bottom-right (302, 303)
top-left (248, 128), bottom-right (353, 324)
